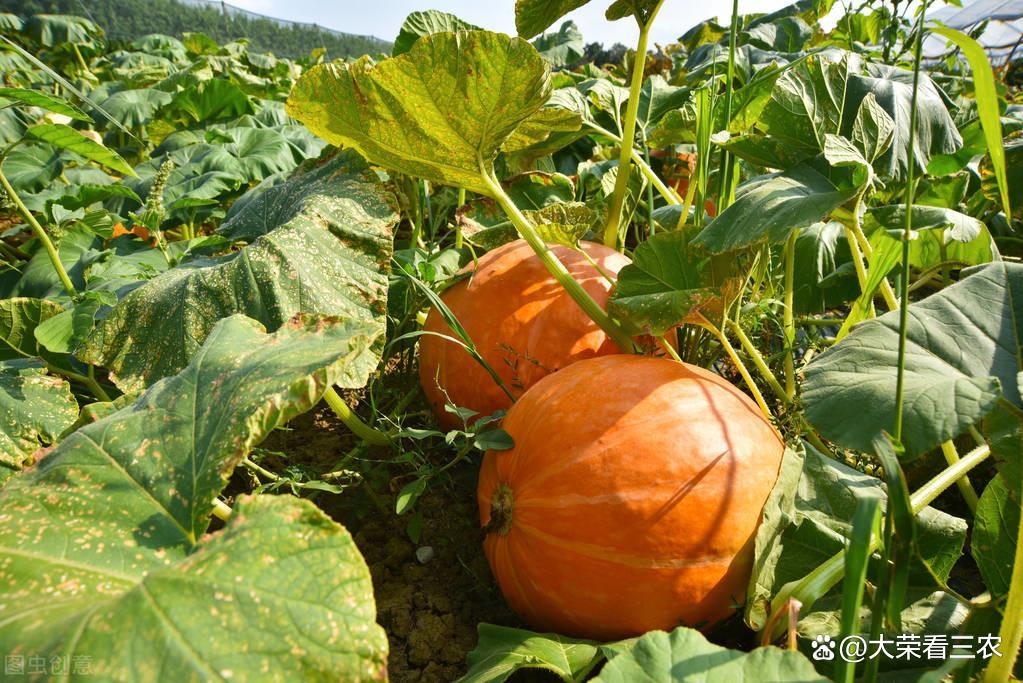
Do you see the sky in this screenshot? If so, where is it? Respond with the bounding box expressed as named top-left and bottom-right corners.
top-left (223, 0), bottom-right (807, 46)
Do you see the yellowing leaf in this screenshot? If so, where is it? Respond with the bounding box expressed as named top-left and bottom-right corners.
top-left (287, 31), bottom-right (551, 196)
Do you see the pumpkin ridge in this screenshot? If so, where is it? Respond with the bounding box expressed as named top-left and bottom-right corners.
top-left (513, 521), bottom-right (737, 569)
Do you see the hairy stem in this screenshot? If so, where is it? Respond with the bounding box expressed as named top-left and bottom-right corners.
top-left (0, 166), bottom-right (76, 297)
top-left (939, 440), bottom-right (979, 513)
top-left (603, 1), bottom-right (666, 247)
top-left (783, 229), bottom-right (798, 401)
top-left (697, 314), bottom-right (772, 419)
top-left (322, 387), bottom-right (391, 447)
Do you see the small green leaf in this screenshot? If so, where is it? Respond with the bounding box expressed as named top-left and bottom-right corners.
top-left (0, 86), bottom-right (90, 121)
top-left (593, 626), bottom-right (827, 682)
top-left (396, 477), bottom-right (429, 515)
top-left (609, 231), bottom-right (726, 334)
top-left (26, 123), bottom-right (136, 177)
top-left (475, 428), bottom-right (514, 451)
top-left (459, 623), bottom-right (602, 683)
top-left (851, 92), bottom-right (895, 164)
top-left (531, 20), bottom-right (584, 67)
top-left (515, 0), bottom-right (591, 39)
top-left (287, 31), bottom-right (550, 196)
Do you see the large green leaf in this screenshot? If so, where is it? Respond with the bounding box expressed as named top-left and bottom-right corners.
top-left (760, 51), bottom-right (859, 157)
top-left (515, 0), bottom-right (590, 39)
top-left (0, 315), bottom-right (387, 680)
top-left (593, 626), bottom-right (827, 682)
top-left (393, 10), bottom-right (481, 56)
top-left (608, 231), bottom-right (726, 334)
top-left (532, 20), bottom-right (584, 67)
top-left (0, 358), bottom-right (77, 474)
top-left (287, 31), bottom-right (550, 196)
top-left (26, 123), bottom-right (136, 177)
top-left (6, 227), bottom-right (106, 302)
top-left (459, 624), bottom-right (601, 683)
top-left (96, 87), bottom-right (173, 128)
top-left (694, 163), bottom-right (857, 253)
top-left (745, 446), bottom-right (967, 630)
top-left (843, 63), bottom-right (962, 180)
top-left (24, 13), bottom-right (100, 47)
top-left (0, 86), bottom-right (90, 121)
top-left (804, 262), bottom-right (1023, 458)
top-left (82, 162), bottom-right (395, 392)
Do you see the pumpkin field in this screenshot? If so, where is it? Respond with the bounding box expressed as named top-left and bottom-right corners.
top-left (1, 0), bottom-right (1022, 680)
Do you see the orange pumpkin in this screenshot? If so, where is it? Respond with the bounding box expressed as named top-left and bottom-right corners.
top-left (478, 354), bottom-right (784, 640)
top-left (418, 239), bottom-right (630, 430)
top-left (110, 222), bottom-right (153, 243)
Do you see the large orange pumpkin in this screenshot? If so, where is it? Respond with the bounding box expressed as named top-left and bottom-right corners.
top-left (419, 239), bottom-right (630, 430)
top-left (478, 355), bottom-right (784, 640)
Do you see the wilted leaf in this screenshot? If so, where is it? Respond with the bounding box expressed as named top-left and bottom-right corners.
top-left (82, 152), bottom-right (396, 393)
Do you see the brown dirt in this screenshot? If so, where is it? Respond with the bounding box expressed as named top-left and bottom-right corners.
top-left (237, 405), bottom-right (521, 682)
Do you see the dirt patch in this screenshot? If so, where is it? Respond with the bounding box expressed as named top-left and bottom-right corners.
top-left (237, 405), bottom-right (520, 682)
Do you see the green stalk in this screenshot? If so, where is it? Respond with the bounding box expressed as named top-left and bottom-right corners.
top-left (696, 314), bottom-right (772, 419)
top-left (893, 1), bottom-right (928, 443)
top-left (715, 0), bottom-right (741, 212)
top-left (211, 498), bottom-right (232, 521)
top-left (482, 167), bottom-right (635, 352)
top-left (322, 387), bottom-right (391, 447)
top-left (939, 440), bottom-right (979, 512)
top-left (727, 319), bottom-right (788, 403)
top-left (985, 496), bottom-right (1023, 681)
top-left (763, 441), bottom-right (991, 640)
top-left (455, 187), bottom-right (466, 249)
top-left (783, 229), bottom-right (798, 401)
top-left (602, 0), bottom-right (667, 247)
top-left (0, 166), bottom-right (76, 297)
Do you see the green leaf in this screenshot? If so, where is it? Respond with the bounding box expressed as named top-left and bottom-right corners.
top-left (515, 0), bottom-right (590, 39)
top-left (1, 144), bottom-right (63, 194)
top-left (804, 262), bottom-right (1023, 458)
top-left (851, 92), bottom-right (895, 164)
top-left (694, 163), bottom-right (857, 253)
top-left (746, 16), bottom-right (813, 52)
top-left (981, 139), bottom-right (1023, 222)
top-left (974, 473), bottom-right (1019, 598)
top-left (287, 31), bottom-right (550, 196)
top-left (0, 358), bottom-right (77, 473)
top-left (82, 153), bottom-right (396, 393)
top-left (33, 296), bottom-right (104, 355)
top-left (865, 204), bottom-right (984, 244)
top-left (0, 86), bottom-right (90, 121)
top-left (24, 13), bottom-right (100, 46)
top-left (745, 446), bottom-right (967, 631)
top-left (532, 21), bottom-right (584, 67)
top-left (393, 10), bottom-right (481, 56)
top-left (503, 107), bottom-right (583, 153)
top-left (824, 133), bottom-right (872, 186)
top-left (0, 297), bottom-right (65, 360)
top-left (168, 79), bottom-right (255, 123)
top-left (844, 63), bottom-right (962, 180)
top-left (760, 51), bottom-right (858, 157)
top-left (26, 123), bottom-right (136, 177)
top-left (608, 231), bottom-right (726, 334)
top-left (8, 226), bottom-right (106, 301)
top-left (0, 315), bottom-right (386, 678)
top-left (593, 626), bottom-right (827, 682)
top-left (459, 623), bottom-right (602, 683)
top-left (930, 26), bottom-right (1010, 218)
top-left (636, 75), bottom-right (690, 132)
top-left (96, 87), bottom-right (173, 128)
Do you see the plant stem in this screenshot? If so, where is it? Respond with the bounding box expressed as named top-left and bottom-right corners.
top-left (939, 440), bottom-right (979, 512)
top-left (602, 1), bottom-right (666, 247)
top-left (584, 123), bottom-right (682, 206)
top-left (715, 0), bottom-right (741, 212)
top-left (0, 166), bottom-right (76, 297)
top-left (697, 314), bottom-right (772, 419)
top-left (85, 365), bottom-right (112, 402)
top-left (848, 219), bottom-right (900, 311)
top-left (783, 229), bottom-right (798, 401)
top-left (985, 492), bottom-right (1023, 682)
top-left (893, 0), bottom-right (928, 443)
top-left (764, 441), bottom-right (991, 639)
top-left (482, 167), bottom-right (635, 352)
top-left (727, 320), bottom-right (788, 403)
top-left (455, 187), bottom-right (466, 249)
top-left (211, 498), bottom-right (232, 521)
top-left (322, 387), bottom-right (391, 446)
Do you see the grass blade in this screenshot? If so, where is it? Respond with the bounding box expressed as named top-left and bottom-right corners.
top-left (930, 25), bottom-right (1011, 218)
top-left (835, 496), bottom-right (882, 683)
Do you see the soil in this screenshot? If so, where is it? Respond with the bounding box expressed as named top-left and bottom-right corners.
top-left (231, 405), bottom-right (522, 682)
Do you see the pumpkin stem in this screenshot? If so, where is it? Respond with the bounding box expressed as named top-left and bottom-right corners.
top-left (482, 484), bottom-right (514, 537)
